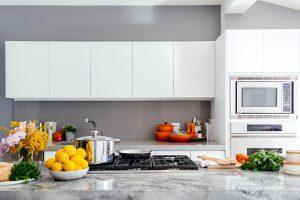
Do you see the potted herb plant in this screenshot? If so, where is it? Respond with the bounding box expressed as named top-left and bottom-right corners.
top-left (63, 124), bottom-right (77, 141)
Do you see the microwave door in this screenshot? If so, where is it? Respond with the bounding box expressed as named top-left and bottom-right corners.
top-left (236, 82), bottom-right (282, 114)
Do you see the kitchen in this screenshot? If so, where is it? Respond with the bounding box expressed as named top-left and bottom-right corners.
top-left (1, 0), bottom-right (300, 199)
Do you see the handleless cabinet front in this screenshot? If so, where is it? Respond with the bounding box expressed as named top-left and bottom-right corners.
top-left (6, 41), bottom-right (50, 98)
top-left (133, 42), bottom-right (173, 98)
top-left (49, 42), bottom-right (91, 98)
top-left (174, 42), bottom-right (215, 98)
top-left (91, 42), bottom-right (132, 98)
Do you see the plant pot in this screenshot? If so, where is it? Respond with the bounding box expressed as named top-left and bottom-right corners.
top-left (65, 132), bottom-right (75, 141)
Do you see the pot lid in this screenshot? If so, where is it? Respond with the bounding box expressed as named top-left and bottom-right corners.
top-left (75, 135), bottom-right (115, 141)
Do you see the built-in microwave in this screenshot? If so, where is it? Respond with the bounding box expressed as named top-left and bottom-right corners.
top-left (231, 75), bottom-right (298, 118)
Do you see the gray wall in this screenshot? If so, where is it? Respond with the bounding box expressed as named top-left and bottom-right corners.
top-left (0, 6), bottom-right (220, 143)
top-left (14, 101), bottom-right (211, 140)
top-left (225, 1), bottom-right (300, 29)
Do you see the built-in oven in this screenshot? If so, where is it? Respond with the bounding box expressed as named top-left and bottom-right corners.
top-left (230, 75), bottom-right (298, 119)
top-left (230, 121), bottom-right (298, 157)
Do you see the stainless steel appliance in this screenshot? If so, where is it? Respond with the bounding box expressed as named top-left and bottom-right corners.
top-left (74, 118), bottom-right (120, 165)
top-left (230, 75), bottom-right (298, 119)
top-left (230, 121), bottom-right (298, 157)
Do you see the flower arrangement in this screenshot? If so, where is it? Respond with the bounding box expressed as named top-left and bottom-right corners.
top-left (0, 121), bottom-right (48, 162)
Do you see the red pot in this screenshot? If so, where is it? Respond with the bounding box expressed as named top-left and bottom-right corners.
top-left (157, 122), bottom-right (173, 132)
top-left (155, 132), bottom-right (170, 141)
top-left (169, 133), bottom-right (192, 143)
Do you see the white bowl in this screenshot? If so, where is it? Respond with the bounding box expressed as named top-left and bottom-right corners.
top-left (283, 164), bottom-right (300, 176)
top-left (49, 168), bottom-right (89, 180)
top-left (286, 150), bottom-right (300, 163)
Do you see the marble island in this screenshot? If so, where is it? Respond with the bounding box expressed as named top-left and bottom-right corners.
top-left (1, 169), bottom-right (300, 200)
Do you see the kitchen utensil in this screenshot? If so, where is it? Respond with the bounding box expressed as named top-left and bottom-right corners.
top-left (118, 150), bottom-right (151, 159)
top-left (157, 122), bottom-right (174, 132)
top-left (286, 150), bottom-right (300, 163)
top-left (48, 168), bottom-right (89, 180)
top-left (197, 155), bottom-right (237, 166)
top-left (154, 132), bottom-right (170, 141)
top-left (207, 162), bottom-right (242, 169)
top-left (169, 133), bottom-right (192, 143)
top-left (75, 134), bottom-right (120, 165)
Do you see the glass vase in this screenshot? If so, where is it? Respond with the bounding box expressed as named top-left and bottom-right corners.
top-left (19, 147), bottom-right (33, 163)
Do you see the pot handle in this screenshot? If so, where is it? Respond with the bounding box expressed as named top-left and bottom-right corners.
top-left (114, 139), bottom-right (121, 144)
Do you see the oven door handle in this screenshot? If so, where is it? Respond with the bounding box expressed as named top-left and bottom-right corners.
top-left (231, 133), bottom-right (296, 138)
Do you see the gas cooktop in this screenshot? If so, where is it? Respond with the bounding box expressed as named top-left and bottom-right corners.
top-left (88, 155), bottom-right (198, 172)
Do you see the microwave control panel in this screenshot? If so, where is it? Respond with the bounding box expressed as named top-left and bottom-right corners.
top-left (282, 82), bottom-right (292, 113)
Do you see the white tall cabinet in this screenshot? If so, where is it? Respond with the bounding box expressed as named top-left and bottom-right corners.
top-left (5, 41), bottom-right (50, 98)
top-left (263, 30), bottom-right (300, 72)
top-left (226, 30), bottom-right (263, 73)
top-left (174, 42), bottom-right (215, 98)
top-left (133, 42), bottom-right (173, 98)
top-left (91, 42), bottom-right (132, 98)
top-left (49, 42), bottom-right (91, 98)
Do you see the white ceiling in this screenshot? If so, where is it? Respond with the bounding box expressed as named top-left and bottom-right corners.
top-left (0, 0), bottom-right (222, 6)
top-left (260, 0), bottom-right (300, 10)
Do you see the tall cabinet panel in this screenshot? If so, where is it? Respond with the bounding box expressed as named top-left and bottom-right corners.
top-left (174, 42), bottom-right (215, 98)
top-left (226, 30), bottom-right (263, 72)
top-left (5, 41), bottom-right (50, 98)
top-left (133, 42), bottom-right (173, 98)
top-left (91, 42), bottom-right (132, 98)
top-left (263, 29), bottom-right (300, 72)
top-left (49, 42), bottom-right (91, 98)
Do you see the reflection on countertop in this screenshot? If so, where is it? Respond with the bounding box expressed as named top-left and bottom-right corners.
top-left (1, 169), bottom-right (300, 200)
top-left (45, 140), bottom-right (225, 151)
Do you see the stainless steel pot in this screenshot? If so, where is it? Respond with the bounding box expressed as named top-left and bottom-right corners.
top-left (74, 131), bottom-right (120, 165)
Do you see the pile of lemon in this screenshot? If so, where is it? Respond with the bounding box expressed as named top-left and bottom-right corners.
top-left (45, 145), bottom-right (89, 171)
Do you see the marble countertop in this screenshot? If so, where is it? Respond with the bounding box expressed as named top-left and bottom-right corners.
top-left (46, 140), bottom-right (225, 151)
top-left (1, 169), bottom-right (300, 200)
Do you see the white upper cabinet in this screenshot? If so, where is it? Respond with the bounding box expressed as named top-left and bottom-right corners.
top-left (5, 41), bottom-right (50, 98)
top-left (133, 42), bottom-right (173, 98)
top-left (91, 42), bottom-right (132, 98)
top-left (49, 42), bottom-right (91, 98)
top-left (174, 42), bottom-right (215, 98)
top-left (263, 30), bottom-right (300, 73)
top-left (226, 30), bottom-right (264, 73)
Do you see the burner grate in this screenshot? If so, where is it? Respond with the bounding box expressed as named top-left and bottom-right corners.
top-left (114, 157), bottom-right (152, 170)
top-left (88, 155), bottom-right (198, 171)
top-left (152, 155), bottom-right (198, 170)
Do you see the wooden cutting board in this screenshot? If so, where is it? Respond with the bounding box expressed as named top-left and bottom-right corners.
top-left (207, 162), bottom-right (242, 169)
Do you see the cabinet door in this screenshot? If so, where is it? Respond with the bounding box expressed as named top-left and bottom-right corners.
top-left (174, 42), bottom-right (215, 98)
top-left (190, 151), bottom-right (225, 161)
top-left (91, 42), bottom-right (132, 98)
top-left (226, 30), bottom-right (263, 72)
top-left (6, 41), bottom-right (50, 98)
top-left (50, 42), bottom-right (90, 98)
top-left (133, 42), bottom-right (173, 98)
top-left (264, 30), bottom-right (300, 72)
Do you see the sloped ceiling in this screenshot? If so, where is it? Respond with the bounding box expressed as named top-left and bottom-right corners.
top-left (260, 0), bottom-right (300, 10)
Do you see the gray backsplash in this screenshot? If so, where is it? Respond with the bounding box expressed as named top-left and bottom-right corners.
top-left (14, 101), bottom-right (211, 140)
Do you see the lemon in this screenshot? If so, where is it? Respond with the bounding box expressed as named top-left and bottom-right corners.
top-left (76, 148), bottom-right (87, 159)
top-left (63, 145), bottom-right (76, 157)
top-left (70, 155), bottom-right (84, 165)
top-left (55, 151), bottom-right (69, 164)
top-left (57, 149), bottom-right (64, 154)
top-left (79, 159), bottom-right (89, 169)
top-left (76, 165), bottom-right (83, 170)
top-left (51, 162), bottom-right (63, 171)
top-left (63, 160), bottom-right (76, 171)
top-left (45, 158), bottom-right (56, 169)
